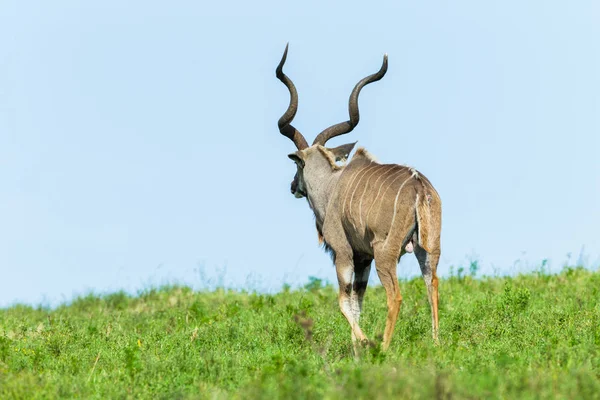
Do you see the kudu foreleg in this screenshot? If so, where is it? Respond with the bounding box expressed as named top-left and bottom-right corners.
top-left (350, 256), bottom-right (372, 353)
top-left (335, 259), bottom-right (368, 348)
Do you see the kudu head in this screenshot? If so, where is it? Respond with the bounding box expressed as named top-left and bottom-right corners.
top-left (276, 44), bottom-right (388, 198)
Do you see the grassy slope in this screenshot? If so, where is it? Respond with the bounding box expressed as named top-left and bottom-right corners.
top-left (0, 267), bottom-right (599, 399)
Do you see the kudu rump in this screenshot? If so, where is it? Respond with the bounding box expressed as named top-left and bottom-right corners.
top-left (276, 44), bottom-right (442, 353)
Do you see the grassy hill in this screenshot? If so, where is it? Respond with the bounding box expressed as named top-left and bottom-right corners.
top-left (1, 267), bottom-right (599, 399)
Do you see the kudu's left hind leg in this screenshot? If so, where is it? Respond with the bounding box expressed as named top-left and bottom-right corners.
top-left (415, 245), bottom-right (440, 343)
top-left (373, 244), bottom-right (403, 351)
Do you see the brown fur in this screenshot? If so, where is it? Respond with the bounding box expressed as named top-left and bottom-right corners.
top-left (353, 147), bottom-right (378, 162)
top-left (289, 143), bottom-right (442, 354)
top-left (276, 46), bottom-right (441, 355)
top-left (311, 149), bottom-right (442, 352)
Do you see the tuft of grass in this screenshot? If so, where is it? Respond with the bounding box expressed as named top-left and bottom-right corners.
top-left (0, 268), bottom-right (599, 398)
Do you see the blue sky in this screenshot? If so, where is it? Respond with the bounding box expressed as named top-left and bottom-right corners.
top-left (1, 0), bottom-right (598, 306)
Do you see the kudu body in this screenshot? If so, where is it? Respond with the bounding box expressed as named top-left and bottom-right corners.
top-left (276, 45), bottom-right (441, 353)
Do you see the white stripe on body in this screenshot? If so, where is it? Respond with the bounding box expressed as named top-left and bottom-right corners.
top-left (382, 176), bottom-right (414, 250)
top-left (358, 165), bottom-right (385, 230)
top-left (341, 162), bottom-right (373, 217)
top-left (362, 167), bottom-right (405, 221)
top-left (372, 171), bottom-right (412, 223)
top-left (365, 167), bottom-right (409, 223)
top-left (347, 164), bottom-right (380, 229)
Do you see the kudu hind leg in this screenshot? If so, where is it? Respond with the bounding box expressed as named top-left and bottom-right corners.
top-left (415, 245), bottom-right (440, 342)
top-left (373, 246), bottom-right (402, 351)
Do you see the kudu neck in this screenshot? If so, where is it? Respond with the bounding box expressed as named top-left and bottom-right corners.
top-left (303, 165), bottom-right (342, 225)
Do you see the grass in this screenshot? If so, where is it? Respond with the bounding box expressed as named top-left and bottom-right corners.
top-left (0, 266), bottom-right (599, 399)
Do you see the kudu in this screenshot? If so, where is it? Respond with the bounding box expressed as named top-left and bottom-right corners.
top-left (276, 44), bottom-right (442, 353)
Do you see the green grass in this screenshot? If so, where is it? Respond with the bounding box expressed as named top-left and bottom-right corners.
top-left (1, 267), bottom-right (599, 399)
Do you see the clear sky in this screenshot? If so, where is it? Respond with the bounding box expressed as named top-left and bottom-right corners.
top-left (1, 0), bottom-right (598, 307)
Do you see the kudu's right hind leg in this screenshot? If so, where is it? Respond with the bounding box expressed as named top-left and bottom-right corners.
top-left (415, 245), bottom-right (440, 343)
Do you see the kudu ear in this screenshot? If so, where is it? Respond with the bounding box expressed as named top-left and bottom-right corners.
top-left (327, 142), bottom-right (357, 162)
top-left (288, 152), bottom-right (305, 167)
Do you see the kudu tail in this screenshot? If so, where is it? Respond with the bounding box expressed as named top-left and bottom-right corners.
top-left (415, 188), bottom-right (441, 254)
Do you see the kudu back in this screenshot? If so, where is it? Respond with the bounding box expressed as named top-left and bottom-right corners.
top-left (276, 44), bottom-right (442, 354)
